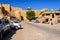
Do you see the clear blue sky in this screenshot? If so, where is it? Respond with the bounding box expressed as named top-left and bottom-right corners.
top-left (0, 0), bottom-right (60, 10)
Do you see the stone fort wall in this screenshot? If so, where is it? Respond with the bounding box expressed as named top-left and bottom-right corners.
top-left (0, 4), bottom-right (40, 21)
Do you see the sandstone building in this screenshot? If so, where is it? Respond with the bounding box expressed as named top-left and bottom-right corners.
top-left (0, 4), bottom-right (40, 21)
top-left (39, 11), bottom-right (60, 24)
top-left (0, 4), bottom-right (60, 24)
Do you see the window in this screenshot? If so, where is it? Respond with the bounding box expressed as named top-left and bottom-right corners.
top-left (50, 19), bottom-right (52, 21)
top-left (46, 19), bottom-right (49, 22)
top-left (14, 21), bottom-right (19, 23)
top-left (52, 14), bottom-right (54, 18)
top-left (55, 13), bottom-right (59, 15)
top-left (46, 14), bottom-right (50, 16)
top-left (42, 14), bottom-right (45, 16)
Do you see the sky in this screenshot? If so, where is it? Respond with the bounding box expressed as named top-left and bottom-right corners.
top-left (0, 0), bottom-right (60, 10)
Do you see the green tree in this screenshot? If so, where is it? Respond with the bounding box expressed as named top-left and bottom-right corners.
top-left (57, 10), bottom-right (60, 11)
top-left (26, 11), bottom-right (35, 21)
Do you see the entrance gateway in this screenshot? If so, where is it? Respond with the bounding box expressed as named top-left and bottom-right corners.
top-left (45, 18), bottom-right (52, 24)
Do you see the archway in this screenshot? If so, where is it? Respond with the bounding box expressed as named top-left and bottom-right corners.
top-left (45, 18), bottom-right (49, 22)
top-left (21, 16), bottom-right (24, 20)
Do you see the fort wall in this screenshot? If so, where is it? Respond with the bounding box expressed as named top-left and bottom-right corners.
top-left (0, 4), bottom-right (60, 24)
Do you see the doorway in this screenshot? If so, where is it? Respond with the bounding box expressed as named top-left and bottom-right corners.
top-left (46, 18), bottom-right (49, 22)
top-left (52, 14), bottom-right (54, 18)
top-left (21, 16), bottom-right (24, 20)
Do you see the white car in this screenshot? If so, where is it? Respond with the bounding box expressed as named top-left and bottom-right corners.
top-left (10, 21), bottom-right (22, 29)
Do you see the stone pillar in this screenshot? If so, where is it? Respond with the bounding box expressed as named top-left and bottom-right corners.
top-left (50, 14), bottom-right (52, 18)
top-left (54, 14), bottom-right (57, 24)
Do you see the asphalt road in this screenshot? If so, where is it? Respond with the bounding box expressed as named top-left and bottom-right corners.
top-left (26, 22), bottom-right (60, 36)
top-left (3, 21), bottom-right (60, 40)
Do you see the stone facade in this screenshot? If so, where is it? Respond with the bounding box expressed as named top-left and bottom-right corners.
top-left (0, 4), bottom-right (60, 24)
top-left (39, 11), bottom-right (60, 24)
top-left (0, 4), bottom-right (40, 21)
top-left (0, 6), bottom-right (3, 18)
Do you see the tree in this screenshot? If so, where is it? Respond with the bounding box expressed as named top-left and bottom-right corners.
top-left (26, 11), bottom-right (35, 21)
top-left (57, 10), bottom-right (60, 11)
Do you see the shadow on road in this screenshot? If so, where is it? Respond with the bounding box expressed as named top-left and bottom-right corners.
top-left (3, 30), bottom-right (17, 40)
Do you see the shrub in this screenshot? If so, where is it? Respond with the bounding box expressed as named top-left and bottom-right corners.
top-left (26, 11), bottom-right (35, 21)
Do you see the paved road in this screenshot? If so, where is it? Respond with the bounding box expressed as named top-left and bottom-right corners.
top-left (4, 21), bottom-right (60, 40)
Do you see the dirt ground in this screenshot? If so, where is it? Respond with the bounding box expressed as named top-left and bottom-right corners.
top-left (3, 21), bottom-right (60, 40)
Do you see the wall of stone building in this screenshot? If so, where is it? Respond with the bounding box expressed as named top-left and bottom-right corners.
top-left (21, 10), bottom-right (29, 21)
top-left (2, 4), bottom-right (11, 12)
top-left (53, 14), bottom-right (60, 24)
top-left (11, 7), bottom-right (22, 17)
top-left (1, 4), bottom-right (11, 20)
top-left (0, 4), bottom-right (41, 21)
top-left (40, 17), bottom-right (46, 23)
top-left (0, 4), bottom-right (11, 16)
top-left (33, 10), bottom-right (40, 18)
top-left (10, 7), bottom-right (23, 20)
top-left (11, 7), bottom-right (22, 12)
top-left (0, 4), bottom-right (2, 7)
top-left (52, 18), bottom-right (57, 24)
top-left (10, 11), bottom-right (21, 21)
top-left (0, 7), bottom-right (3, 18)
top-left (14, 11), bottom-right (21, 20)
top-left (20, 10), bottom-right (40, 21)
top-left (0, 4), bottom-right (3, 18)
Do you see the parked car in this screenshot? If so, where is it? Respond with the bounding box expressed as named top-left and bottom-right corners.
top-left (31, 20), bottom-right (35, 22)
top-left (10, 20), bottom-right (22, 30)
top-left (31, 18), bottom-right (40, 23)
top-left (0, 18), bottom-right (11, 40)
top-left (34, 19), bottom-right (40, 23)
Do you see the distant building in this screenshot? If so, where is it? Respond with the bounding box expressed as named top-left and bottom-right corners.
top-left (27, 7), bottom-right (31, 10)
top-left (39, 11), bottom-right (60, 24)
